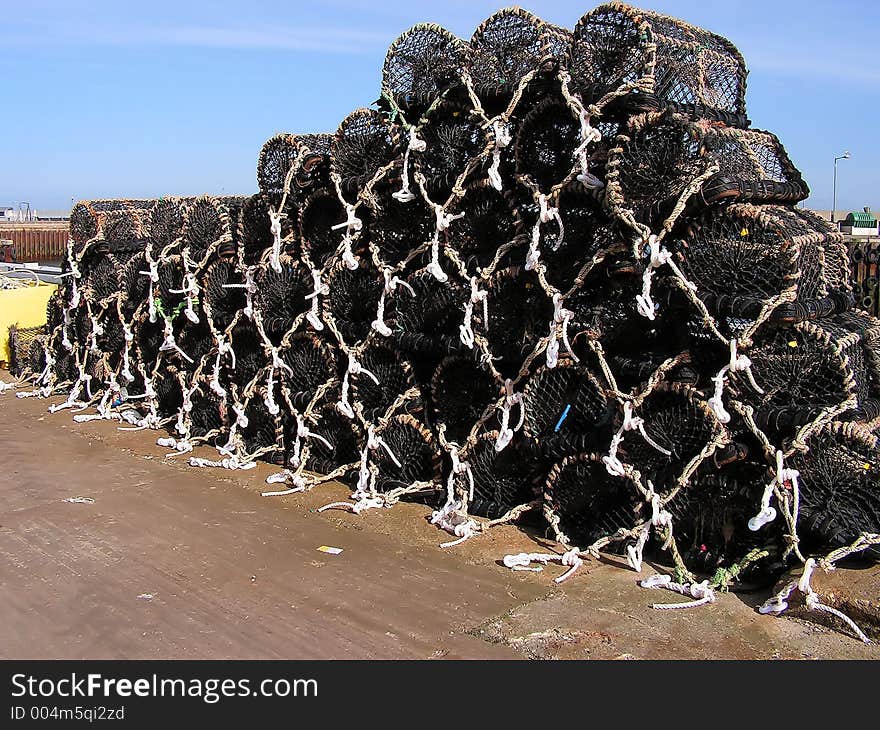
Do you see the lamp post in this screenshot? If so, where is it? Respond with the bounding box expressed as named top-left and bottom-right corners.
top-left (832, 151), bottom-right (851, 224)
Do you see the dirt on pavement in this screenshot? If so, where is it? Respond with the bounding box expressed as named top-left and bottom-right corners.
top-left (1, 379), bottom-right (877, 659)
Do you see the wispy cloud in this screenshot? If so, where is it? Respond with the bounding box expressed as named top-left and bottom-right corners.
top-left (8, 21), bottom-right (391, 54)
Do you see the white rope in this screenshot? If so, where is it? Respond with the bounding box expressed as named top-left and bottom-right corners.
top-left (603, 401), bottom-right (671, 476)
top-left (748, 450), bottom-right (795, 531)
top-left (366, 424), bottom-right (402, 468)
top-left (157, 436), bottom-right (193, 454)
top-left (487, 119), bottom-right (512, 191)
top-left (168, 269), bottom-right (200, 324)
top-left (708, 339), bottom-right (764, 423)
top-left (446, 443), bottom-right (475, 503)
top-left (392, 127), bottom-right (426, 203)
top-left (140, 258), bottom-right (159, 323)
top-left (61, 308), bottom-right (73, 351)
top-left (427, 237), bottom-right (447, 283)
top-left (268, 209), bottom-right (284, 273)
top-left (426, 204), bottom-right (463, 282)
top-left (574, 107), bottom-right (603, 186)
top-left (627, 484), bottom-right (674, 570)
top-left (494, 380), bottom-right (525, 452)
top-left (290, 413), bottom-right (332, 468)
top-left (640, 573), bottom-right (717, 610)
top-left (502, 548), bottom-right (584, 583)
top-left (120, 321), bottom-right (135, 383)
top-left (459, 276), bottom-right (488, 349)
top-left (222, 266), bottom-right (257, 319)
top-left (158, 319), bottom-right (193, 364)
top-left (263, 347), bottom-right (293, 417)
top-left (36, 347), bottom-right (55, 387)
top-left (625, 526), bottom-right (651, 573)
top-left (189, 455), bottom-right (256, 471)
top-left (318, 495), bottom-right (386, 514)
top-left (430, 499), bottom-right (479, 548)
top-left (337, 354), bottom-right (378, 419)
top-left (331, 203), bottom-right (363, 235)
top-left (759, 559), bottom-right (871, 643)
top-left (546, 293), bottom-right (578, 369)
top-left (262, 470), bottom-right (311, 496)
top-left (372, 269), bottom-right (414, 337)
top-left (48, 378), bottom-right (84, 413)
top-left (635, 235), bottom-right (696, 320)
top-left (304, 268), bottom-right (327, 331)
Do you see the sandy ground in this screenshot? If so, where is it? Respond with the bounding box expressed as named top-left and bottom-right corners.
top-left (1, 378), bottom-right (877, 659)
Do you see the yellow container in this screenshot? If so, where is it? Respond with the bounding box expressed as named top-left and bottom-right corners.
top-left (0, 282), bottom-right (56, 365)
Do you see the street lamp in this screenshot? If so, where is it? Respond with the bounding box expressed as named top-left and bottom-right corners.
top-left (832, 151), bottom-right (851, 224)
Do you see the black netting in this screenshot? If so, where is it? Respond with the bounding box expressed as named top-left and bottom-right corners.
top-left (189, 387), bottom-right (227, 440)
top-left (306, 402), bottom-right (362, 476)
top-left (417, 100), bottom-right (488, 198)
top-left (122, 252), bottom-right (149, 313)
top-left (790, 424), bottom-right (880, 561)
top-left (150, 197), bottom-right (190, 253)
top-left (373, 414), bottom-right (440, 493)
top-left (736, 322), bottom-right (858, 433)
top-left (135, 316), bottom-right (163, 368)
top-left (175, 318), bottom-right (214, 372)
top-left (382, 24), bottom-right (466, 113)
top-left (8, 325), bottom-right (45, 377)
top-left (468, 8), bottom-right (570, 103)
top-left (229, 319), bottom-right (266, 389)
top-left (331, 109), bottom-right (400, 198)
top-left (515, 98), bottom-right (580, 190)
top-left (351, 337), bottom-right (417, 422)
top-left (522, 361), bottom-right (611, 458)
top-left (546, 452), bottom-right (644, 548)
top-left (667, 462), bottom-right (781, 578)
top-left (257, 133), bottom-right (301, 209)
top-left (390, 268), bottom-right (467, 356)
top-left (431, 356), bottom-right (499, 443)
top-left (323, 260), bottom-right (383, 345)
top-left (241, 395), bottom-right (280, 455)
top-left (293, 134), bottom-right (334, 200)
top-left (202, 259), bottom-right (245, 332)
top-left (620, 384), bottom-right (721, 492)
top-left (571, 3), bottom-right (747, 122)
top-left (81, 253), bottom-right (121, 304)
top-left (369, 191), bottom-right (434, 268)
top-left (457, 431), bottom-right (539, 518)
top-left (280, 332), bottom-right (337, 410)
top-left (240, 194), bottom-right (276, 266)
top-left (299, 189), bottom-right (347, 268)
top-left (446, 182), bottom-right (521, 272)
top-left (182, 196), bottom-right (244, 267)
top-left (253, 259), bottom-right (311, 345)
top-left (538, 183), bottom-right (616, 293)
top-left (484, 266), bottom-right (553, 372)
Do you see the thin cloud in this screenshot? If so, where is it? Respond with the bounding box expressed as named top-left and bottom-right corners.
top-left (8, 21), bottom-right (390, 54)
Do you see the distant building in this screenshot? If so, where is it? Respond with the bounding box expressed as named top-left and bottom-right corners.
top-left (0, 206), bottom-right (68, 222)
top-left (840, 208), bottom-right (879, 236)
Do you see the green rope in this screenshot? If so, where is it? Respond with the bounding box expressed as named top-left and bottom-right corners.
top-left (710, 548), bottom-right (771, 592)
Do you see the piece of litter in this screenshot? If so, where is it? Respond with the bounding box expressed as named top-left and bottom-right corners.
top-left (63, 497), bottom-right (95, 504)
top-left (317, 545), bottom-right (343, 555)
top-left (137, 593), bottom-right (154, 600)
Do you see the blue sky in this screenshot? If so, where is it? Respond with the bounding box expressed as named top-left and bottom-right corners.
top-left (1, 0), bottom-right (877, 212)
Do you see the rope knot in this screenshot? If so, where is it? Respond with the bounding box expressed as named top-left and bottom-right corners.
top-left (495, 381), bottom-right (525, 452)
